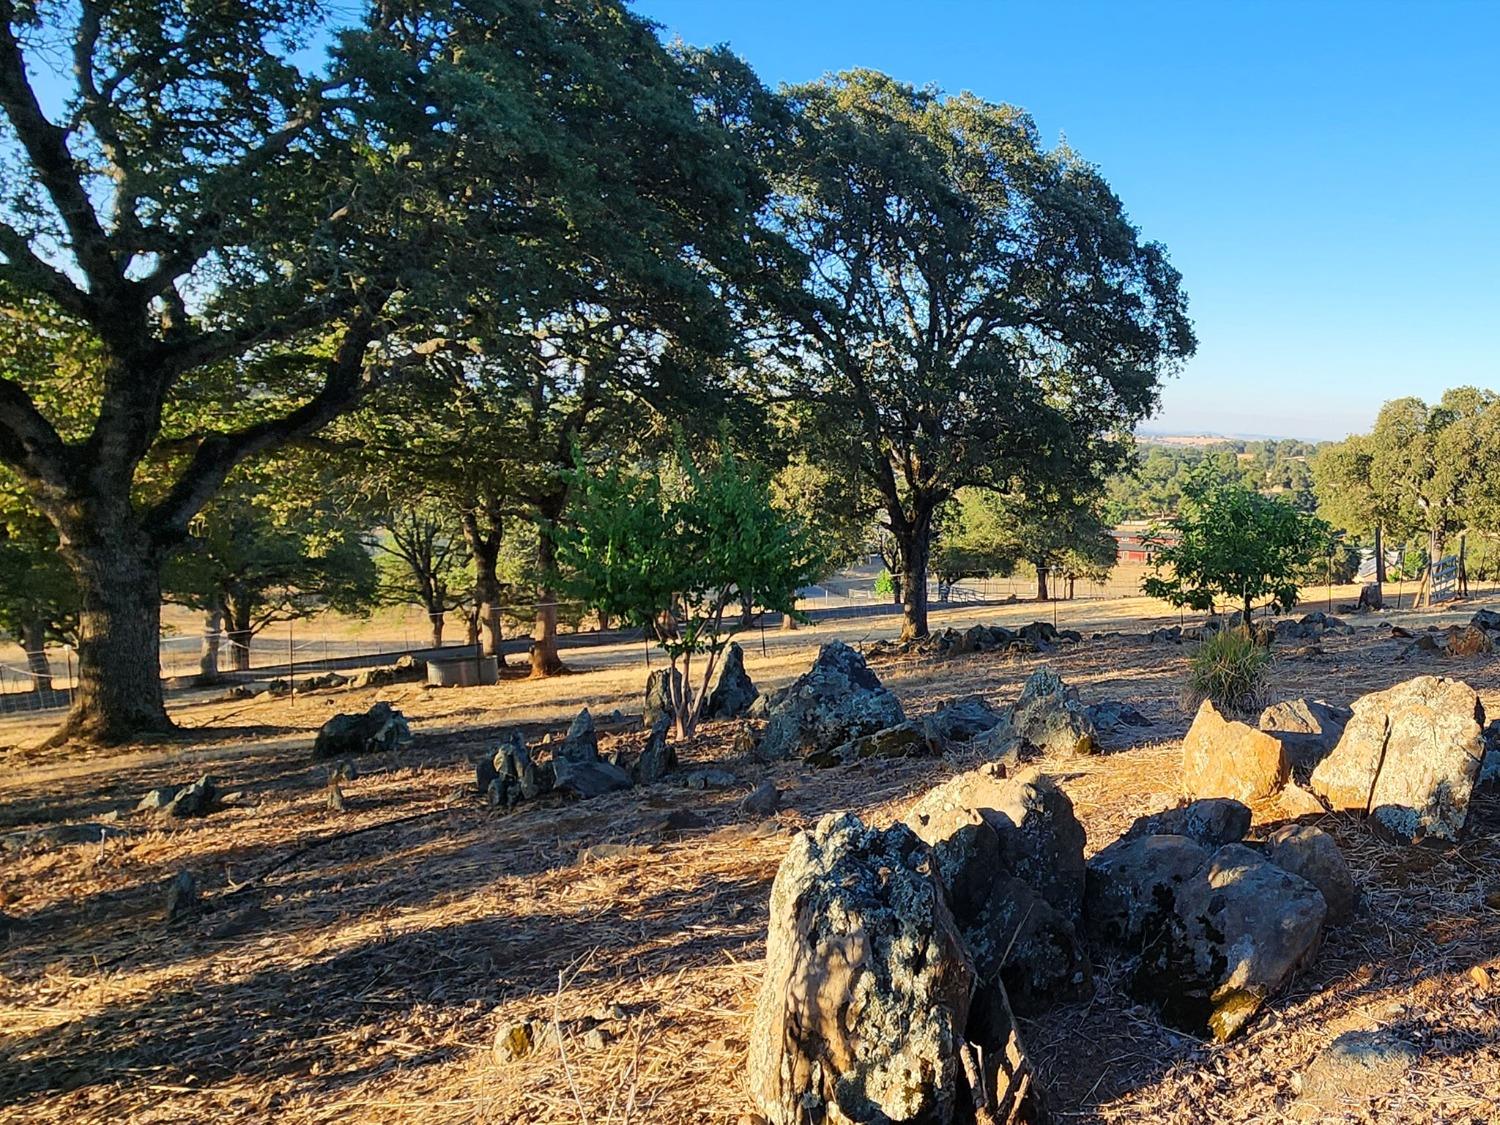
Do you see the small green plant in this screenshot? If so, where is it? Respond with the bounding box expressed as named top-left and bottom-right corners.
top-left (1186, 628), bottom-right (1271, 714)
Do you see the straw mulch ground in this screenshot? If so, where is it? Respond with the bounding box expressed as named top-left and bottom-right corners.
top-left (2, 604), bottom-right (1499, 1123)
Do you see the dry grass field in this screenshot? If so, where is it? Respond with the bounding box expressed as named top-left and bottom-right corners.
top-left (2, 590), bottom-right (1498, 1123)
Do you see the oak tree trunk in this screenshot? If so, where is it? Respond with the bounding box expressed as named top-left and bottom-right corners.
top-left (428, 607), bottom-right (446, 650)
top-left (53, 530), bottom-right (171, 743)
top-left (199, 604), bottom-right (223, 682)
top-left (21, 619), bottom-right (52, 694)
top-left (1374, 523), bottom-right (1387, 585)
top-left (530, 512), bottom-right (565, 677)
top-left (1035, 566), bottom-right (1049, 602)
top-left (898, 524), bottom-right (931, 642)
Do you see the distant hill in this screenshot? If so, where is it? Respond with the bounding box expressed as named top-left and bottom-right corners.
top-left (1135, 431), bottom-right (1296, 446)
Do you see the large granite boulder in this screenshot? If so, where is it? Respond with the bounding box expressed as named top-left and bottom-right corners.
top-left (312, 702), bottom-right (412, 760)
top-left (1258, 698), bottom-right (1352, 774)
top-left (1310, 676), bottom-right (1485, 842)
top-left (904, 766), bottom-right (1089, 1015)
top-left (1134, 844), bottom-right (1327, 1040)
top-left (748, 813), bottom-right (973, 1125)
top-left (1085, 833), bottom-right (1211, 947)
top-left (1092, 835), bottom-right (1328, 1040)
top-left (1010, 668), bottom-right (1098, 757)
top-left (1181, 699), bottom-right (1289, 802)
top-left (757, 642), bottom-right (905, 762)
top-left (704, 642), bottom-right (758, 720)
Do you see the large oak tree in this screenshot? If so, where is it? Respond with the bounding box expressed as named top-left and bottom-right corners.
top-left (764, 71), bottom-right (1195, 639)
top-left (0, 0), bottom-right (772, 739)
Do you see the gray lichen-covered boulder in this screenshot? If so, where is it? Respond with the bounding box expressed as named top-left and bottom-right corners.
top-left (312, 702), bottom-right (412, 760)
top-left (1310, 676), bottom-right (1485, 842)
top-left (548, 709), bottom-right (631, 797)
top-left (1090, 836), bottom-right (1328, 1040)
top-left (1011, 668), bottom-right (1098, 757)
top-left (703, 642), bottom-right (757, 720)
top-left (927, 696), bottom-right (1008, 743)
top-left (748, 813), bottom-right (974, 1125)
top-left (1123, 797), bottom-right (1251, 849)
top-left (756, 642), bottom-right (905, 761)
top-left (1265, 824), bottom-right (1356, 923)
top-left (633, 716), bottom-right (675, 784)
top-left (1085, 833), bottom-right (1211, 947)
top-left (903, 765), bottom-right (1089, 1015)
top-left (1137, 844), bottom-right (1326, 1041)
top-left (1181, 699), bottom-right (1288, 802)
top-left (1258, 698), bottom-right (1352, 774)
top-left (642, 668), bottom-right (682, 729)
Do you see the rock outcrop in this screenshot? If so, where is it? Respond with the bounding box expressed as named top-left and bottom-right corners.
top-left (1123, 797), bottom-right (1251, 849)
top-left (1181, 700), bottom-right (1288, 802)
top-left (904, 766), bottom-right (1089, 1015)
top-left (757, 642), bottom-right (905, 762)
top-left (312, 702), bottom-right (412, 760)
top-left (1265, 824), bottom-right (1357, 923)
top-left (748, 813), bottom-right (974, 1125)
top-left (1310, 676), bottom-right (1485, 842)
top-left (1010, 667), bottom-right (1098, 757)
top-left (703, 642), bottom-right (758, 720)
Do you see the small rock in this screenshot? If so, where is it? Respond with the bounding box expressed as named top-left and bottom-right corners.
top-left (1277, 781), bottom-right (1329, 818)
top-left (1265, 824), bottom-right (1356, 923)
top-left (583, 1027), bottom-right (612, 1050)
top-left (577, 843), bottom-right (648, 863)
top-left (165, 871), bottom-right (198, 925)
top-left (476, 756), bottom-right (499, 795)
top-left (312, 702), bottom-right (413, 760)
top-left (495, 1021), bottom-right (535, 1063)
top-left (1297, 1030), bottom-right (1419, 1115)
top-left (1124, 798), bottom-right (1251, 848)
top-left (683, 767), bottom-right (736, 790)
top-left (739, 779), bottom-right (782, 817)
top-left (643, 669), bottom-right (683, 729)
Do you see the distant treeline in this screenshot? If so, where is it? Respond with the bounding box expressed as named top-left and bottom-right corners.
top-left (1106, 439), bottom-right (1325, 522)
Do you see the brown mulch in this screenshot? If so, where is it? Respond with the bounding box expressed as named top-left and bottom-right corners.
top-left (1, 614), bottom-right (1498, 1123)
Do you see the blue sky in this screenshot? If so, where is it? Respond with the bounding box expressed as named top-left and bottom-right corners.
top-left (634, 0), bottom-right (1500, 441)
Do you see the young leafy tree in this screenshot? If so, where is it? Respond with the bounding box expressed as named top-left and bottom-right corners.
top-left (763, 71), bottom-right (1194, 641)
top-left (1143, 471), bottom-right (1330, 622)
top-left (164, 473), bottom-right (377, 673)
top-left (1313, 435), bottom-right (1392, 585)
top-left (930, 489), bottom-right (1020, 600)
top-left (560, 447), bottom-right (821, 739)
top-left (369, 502), bottom-right (472, 651)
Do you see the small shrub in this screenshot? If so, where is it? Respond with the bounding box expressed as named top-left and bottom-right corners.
top-left (1186, 628), bottom-right (1271, 714)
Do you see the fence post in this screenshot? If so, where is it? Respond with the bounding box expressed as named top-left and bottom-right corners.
top-left (288, 621), bottom-right (295, 702)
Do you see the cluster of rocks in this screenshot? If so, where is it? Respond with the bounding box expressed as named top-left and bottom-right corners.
top-left (756, 641), bottom-right (1142, 769)
top-left (867, 619), bottom-right (1082, 662)
top-left (1146, 611), bottom-right (1351, 648)
top-left (1394, 609), bottom-right (1500, 658)
top-left (312, 701), bottom-right (413, 760)
top-left (1183, 674), bottom-right (1491, 843)
top-left (747, 766), bottom-right (1359, 1123)
top-left (477, 708), bottom-right (687, 808)
top-left (135, 774), bottom-right (224, 819)
top-left (1087, 807), bottom-right (1349, 1041)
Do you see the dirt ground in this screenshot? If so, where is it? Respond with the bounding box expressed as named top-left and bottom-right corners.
top-left (2, 592), bottom-right (1498, 1124)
